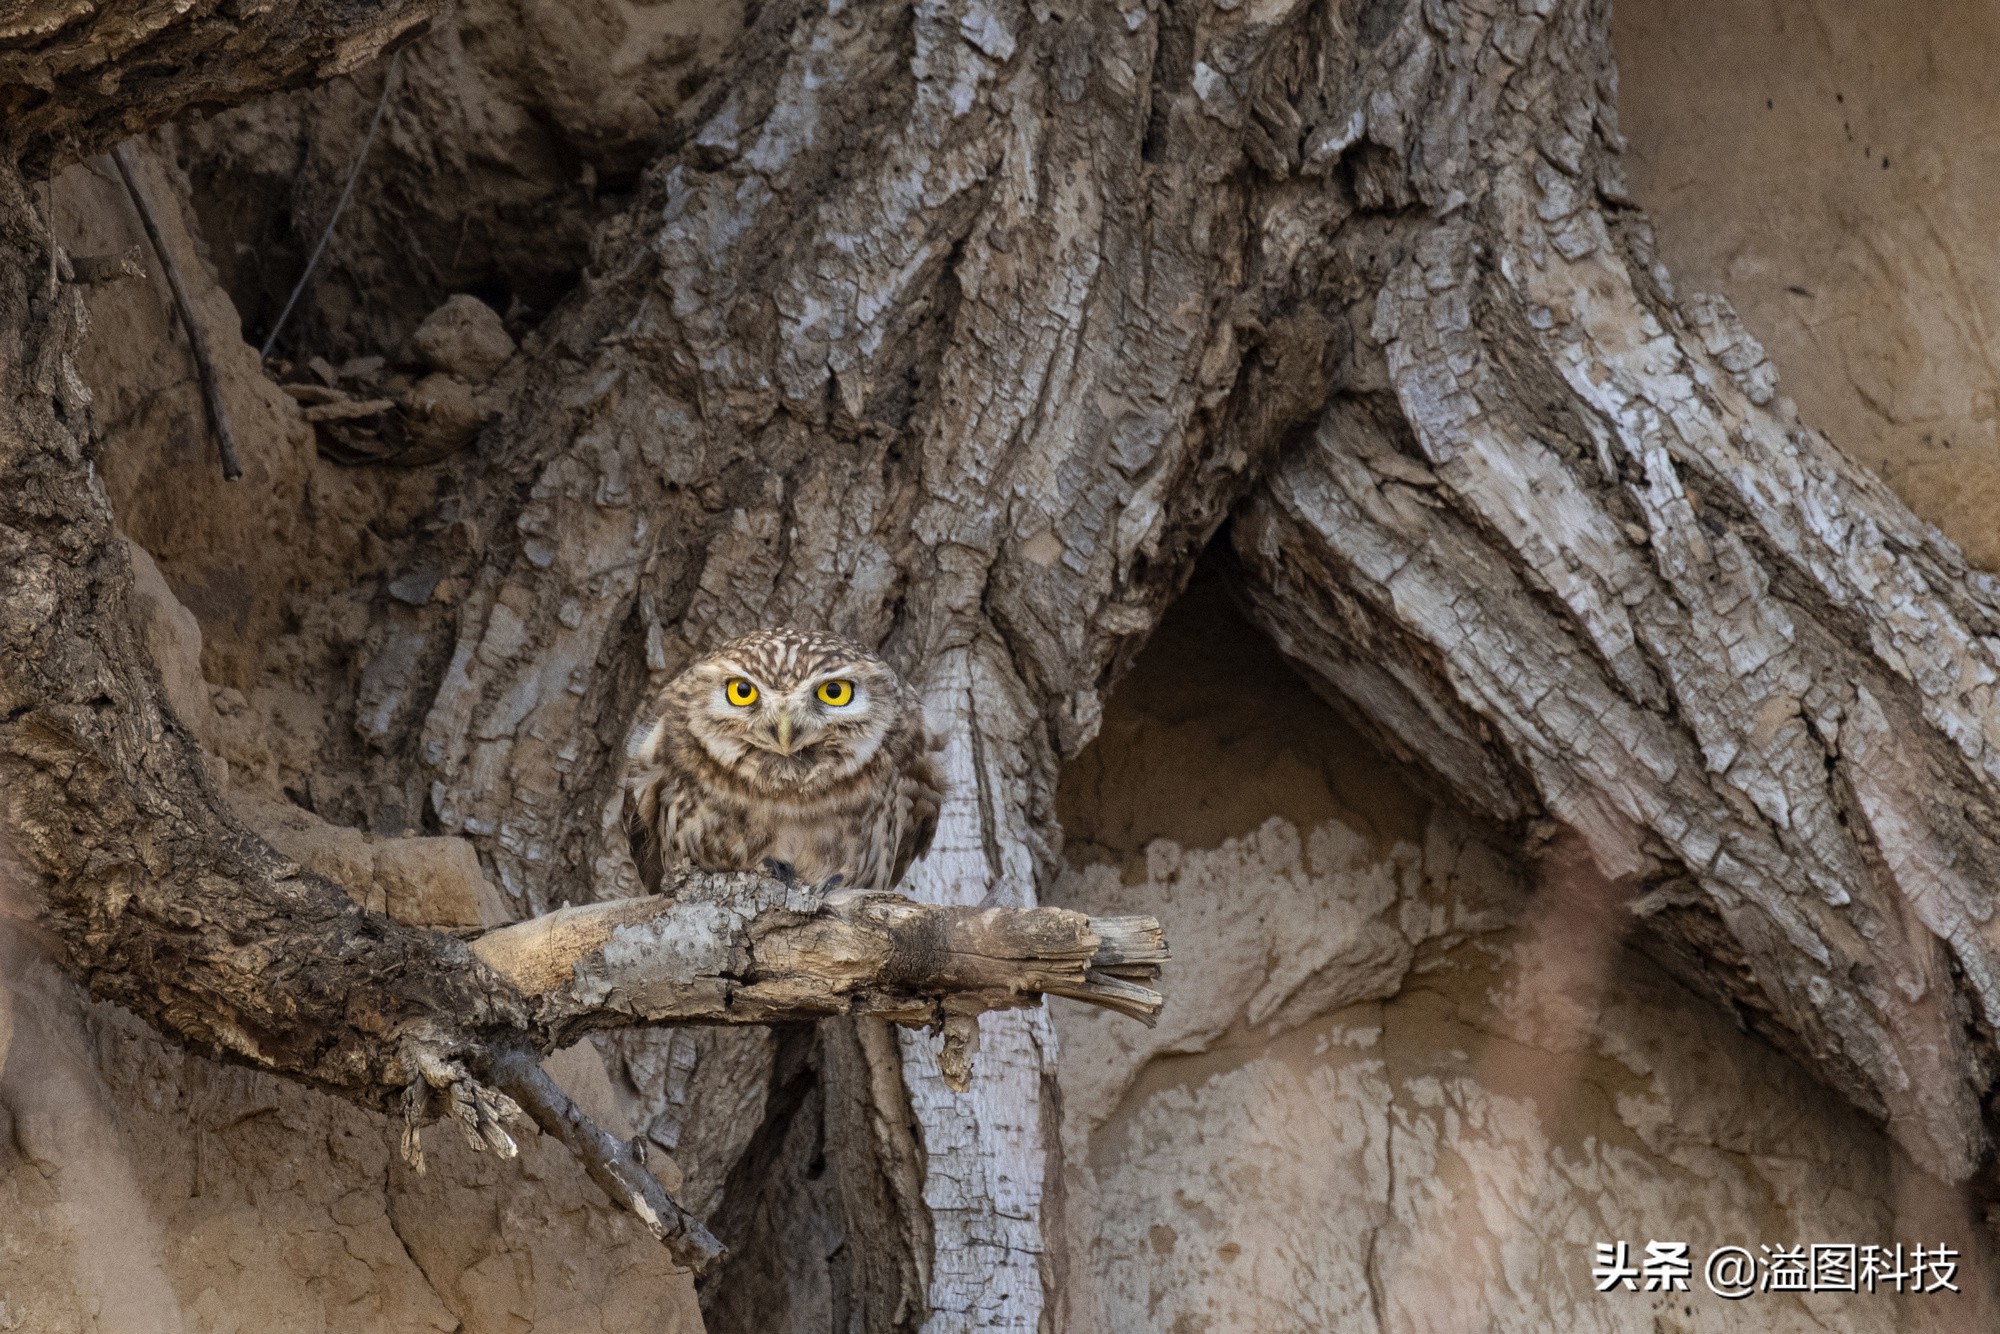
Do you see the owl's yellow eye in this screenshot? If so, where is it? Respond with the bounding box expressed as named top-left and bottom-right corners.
top-left (725, 678), bottom-right (759, 707)
top-left (816, 679), bottom-right (855, 707)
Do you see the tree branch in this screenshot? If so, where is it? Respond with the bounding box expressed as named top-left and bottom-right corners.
top-left (470, 872), bottom-right (1168, 1044)
top-left (462, 871), bottom-right (1164, 1266)
top-left (458, 868), bottom-right (1167, 1262)
top-left (485, 1045), bottom-right (729, 1277)
top-left (109, 143), bottom-right (242, 479)
top-left (4, 0), bottom-right (448, 179)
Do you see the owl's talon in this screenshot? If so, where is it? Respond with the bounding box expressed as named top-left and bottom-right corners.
top-left (761, 858), bottom-right (798, 885)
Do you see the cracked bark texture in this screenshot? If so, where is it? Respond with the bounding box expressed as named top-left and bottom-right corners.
top-left (0, 170), bottom-right (534, 1114)
top-left (1225, 0), bottom-right (2000, 1182)
top-left (11, 0), bottom-right (2000, 1328)
top-left (384, 0), bottom-right (1355, 1322)
top-left (1, 0), bottom-right (451, 178)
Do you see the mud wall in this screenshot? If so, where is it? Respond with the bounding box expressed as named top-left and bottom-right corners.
top-left (1047, 580), bottom-right (1996, 1332)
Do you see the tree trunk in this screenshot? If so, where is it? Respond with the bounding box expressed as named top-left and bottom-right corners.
top-left (7, 0), bottom-right (2000, 1327)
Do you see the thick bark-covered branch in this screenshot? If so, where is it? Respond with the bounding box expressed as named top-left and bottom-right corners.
top-left (3, 0), bottom-right (446, 178)
top-left (471, 873), bottom-right (1167, 1044)
top-left (0, 160), bottom-right (525, 1109)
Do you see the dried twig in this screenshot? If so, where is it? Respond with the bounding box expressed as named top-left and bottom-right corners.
top-left (110, 142), bottom-right (243, 481)
top-left (486, 1045), bottom-right (727, 1276)
top-left (260, 50), bottom-right (402, 361)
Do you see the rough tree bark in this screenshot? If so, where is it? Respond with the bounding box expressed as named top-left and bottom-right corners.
top-left (1, 0), bottom-right (450, 177)
top-left (1222, 1), bottom-right (2000, 1185)
top-left (8, 0), bottom-right (2000, 1328)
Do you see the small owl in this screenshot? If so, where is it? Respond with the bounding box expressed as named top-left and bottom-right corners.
top-left (625, 628), bottom-right (943, 894)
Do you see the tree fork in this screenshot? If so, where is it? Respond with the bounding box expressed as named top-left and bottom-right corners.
top-left (0, 127), bottom-right (1166, 1238)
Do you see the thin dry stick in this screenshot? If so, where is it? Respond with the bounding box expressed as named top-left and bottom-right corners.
top-left (485, 1046), bottom-right (728, 1276)
top-left (260, 49), bottom-right (402, 361)
top-left (111, 142), bottom-right (243, 481)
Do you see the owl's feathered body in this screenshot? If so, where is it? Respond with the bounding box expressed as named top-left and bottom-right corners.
top-left (626, 629), bottom-right (943, 893)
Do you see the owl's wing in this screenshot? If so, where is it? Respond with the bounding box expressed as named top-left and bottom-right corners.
top-left (625, 758), bottom-right (671, 896)
top-left (626, 798), bottom-right (666, 895)
top-left (890, 745), bottom-right (945, 888)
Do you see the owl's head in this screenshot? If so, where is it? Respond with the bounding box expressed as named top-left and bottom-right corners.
top-left (657, 628), bottom-right (914, 794)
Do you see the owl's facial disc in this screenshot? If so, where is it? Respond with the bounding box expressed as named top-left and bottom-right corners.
top-left (695, 667), bottom-right (857, 761)
top-left (750, 678), bottom-right (867, 757)
top-left (677, 645), bottom-right (898, 792)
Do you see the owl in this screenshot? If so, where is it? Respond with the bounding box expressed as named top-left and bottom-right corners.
top-left (624, 628), bottom-right (943, 894)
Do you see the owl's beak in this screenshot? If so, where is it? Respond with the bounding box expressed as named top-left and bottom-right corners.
top-left (774, 711), bottom-right (797, 753)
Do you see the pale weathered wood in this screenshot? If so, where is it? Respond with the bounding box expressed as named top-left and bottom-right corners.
top-left (469, 871), bottom-right (1166, 1038)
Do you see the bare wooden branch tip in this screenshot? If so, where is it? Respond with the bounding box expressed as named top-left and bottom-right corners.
top-left (486, 1047), bottom-right (726, 1276)
top-left (1087, 914), bottom-right (1169, 965)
